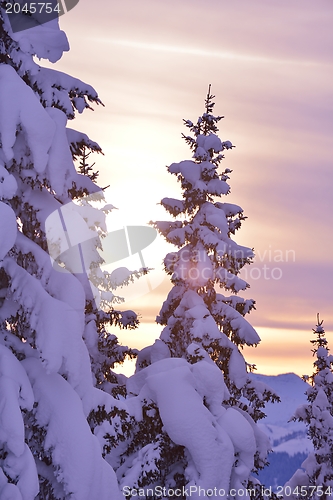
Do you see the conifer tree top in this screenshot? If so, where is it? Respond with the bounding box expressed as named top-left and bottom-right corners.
top-left (182, 84), bottom-right (233, 166)
top-left (305, 314), bottom-right (333, 388)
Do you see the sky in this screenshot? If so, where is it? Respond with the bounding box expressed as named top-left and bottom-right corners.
top-left (50, 0), bottom-right (333, 376)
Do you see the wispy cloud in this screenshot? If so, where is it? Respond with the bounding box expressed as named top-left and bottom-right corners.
top-left (110, 39), bottom-right (324, 68)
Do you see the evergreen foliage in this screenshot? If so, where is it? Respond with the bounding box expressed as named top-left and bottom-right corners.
top-left (103, 87), bottom-right (280, 497)
top-left (0, 7), bottom-right (139, 499)
top-left (151, 86), bottom-right (279, 422)
top-left (286, 315), bottom-right (333, 499)
top-left (0, 5), bottom-right (284, 495)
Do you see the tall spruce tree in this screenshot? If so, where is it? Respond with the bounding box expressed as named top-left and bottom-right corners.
top-left (95, 88), bottom-right (279, 498)
top-left (151, 86), bottom-right (279, 420)
top-left (0, 6), bottom-right (140, 499)
top-left (286, 316), bottom-right (333, 500)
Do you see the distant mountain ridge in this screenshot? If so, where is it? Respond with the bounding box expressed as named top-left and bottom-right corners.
top-left (249, 373), bottom-right (312, 488)
top-left (250, 373), bottom-right (309, 425)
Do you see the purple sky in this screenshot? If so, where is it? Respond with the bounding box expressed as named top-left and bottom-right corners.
top-left (54, 0), bottom-right (333, 375)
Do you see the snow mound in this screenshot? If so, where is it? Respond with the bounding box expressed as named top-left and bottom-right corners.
top-left (126, 358), bottom-right (260, 496)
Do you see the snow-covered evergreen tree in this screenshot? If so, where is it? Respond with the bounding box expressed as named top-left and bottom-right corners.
top-left (94, 88), bottom-right (279, 498)
top-left (149, 86), bottom-right (279, 420)
top-left (152, 87), bottom-right (278, 407)
top-left (0, 6), bottom-right (140, 499)
top-left (285, 316), bottom-right (333, 500)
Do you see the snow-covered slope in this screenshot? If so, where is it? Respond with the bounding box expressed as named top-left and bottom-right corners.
top-left (250, 373), bottom-right (312, 488)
